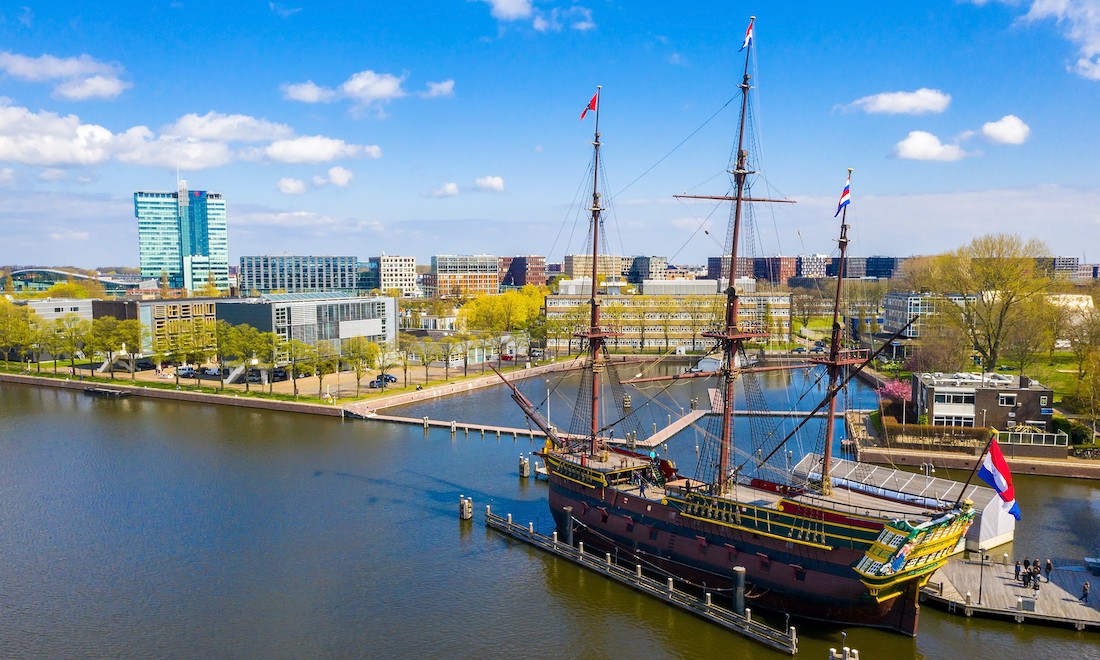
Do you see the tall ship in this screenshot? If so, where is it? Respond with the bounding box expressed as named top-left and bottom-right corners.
top-left (498, 18), bottom-right (976, 636)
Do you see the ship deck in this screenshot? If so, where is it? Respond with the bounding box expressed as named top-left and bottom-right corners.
top-left (551, 449), bottom-right (954, 522)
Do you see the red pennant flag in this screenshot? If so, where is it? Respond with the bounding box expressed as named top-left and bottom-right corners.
top-left (579, 90), bottom-right (598, 121)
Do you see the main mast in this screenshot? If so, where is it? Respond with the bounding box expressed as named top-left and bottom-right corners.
top-left (675, 17), bottom-right (790, 494)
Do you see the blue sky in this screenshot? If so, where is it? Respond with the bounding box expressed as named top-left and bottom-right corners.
top-left (1, 1), bottom-right (1098, 270)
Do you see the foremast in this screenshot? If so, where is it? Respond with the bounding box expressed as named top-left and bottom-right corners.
top-left (575, 85), bottom-right (618, 456)
top-left (674, 17), bottom-right (791, 494)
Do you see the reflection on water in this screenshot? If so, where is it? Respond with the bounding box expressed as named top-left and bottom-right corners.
top-left (0, 381), bottom-right (1097, 658)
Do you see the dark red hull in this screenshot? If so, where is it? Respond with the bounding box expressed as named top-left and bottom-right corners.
top-left (546, 477), bottom-right (921, 635)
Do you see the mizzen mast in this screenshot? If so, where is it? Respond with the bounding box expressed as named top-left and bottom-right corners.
top-left (575, 86), bottom-right (616, 456)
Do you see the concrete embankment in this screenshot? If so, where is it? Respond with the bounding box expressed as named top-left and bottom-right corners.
top-left (856, 445), bottom-right (1100, 479)
top-left (0, 372), bottom-right (343, 417)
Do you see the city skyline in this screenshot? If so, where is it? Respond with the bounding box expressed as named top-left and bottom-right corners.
top-left (1, 2), bottom-right (1098, 269)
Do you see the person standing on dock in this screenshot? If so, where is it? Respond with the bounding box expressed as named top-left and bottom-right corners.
top-left (1083, 580), bottom-right (1091, 604)
top-left (1033, 578), bottom-right (1041, 600)
top-left (1044, 558), bottom-right (1053, 582)
top-left (1015, 561), bottom-right (1022, 582)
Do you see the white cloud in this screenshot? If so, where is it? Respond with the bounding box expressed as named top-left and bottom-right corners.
top-left (0, 167), bottom-right (13, 184)
top-left (431, 182), bottom-right (460, 197)
top-left (113, 126), bottom-right (235, 170)
top-left (54, 75), bottom-right (131, 101)
top-left (981, 114), bottom-right (1030, 144)
top-left (269, 2), bottom-right (301, 18)
top-left (531, 6), bottom-right (596, 32)
top-left (422, 80), bottom-right (455, 98)
top-left (1023, 0), bottom-right (1100, 80)
top-left (893, 131), bottom-right (967, 161)
top-left (326, 165), bottom-right (353, 187)
top-left (845, 88), bottom-right (951, 114)
top-left (164, 112), bottom-right (294, 142)
top-left (0, 51), bottom-right (130, 100)
top-left (340, 70), bottom-right (406, 105)
top-left (277, 177), bottom-right (306, 194)
top-left (265, 136), bottom-right (381, 163)
top-left (48, 228), bottom-right (90, 241)
top-left (0, 106), bottom-right (114, 165)
top-left (475, 175), bottom-right (504, 192)
top-left (280, 80), bottom-right (338, 103)
top-left (482, 0), bottom-right (532, 20)
top-left (38, 168), bottom-right (67, 181)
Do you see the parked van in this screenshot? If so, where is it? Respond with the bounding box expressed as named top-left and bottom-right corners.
top-left (176, 366), bottom-right (196, 378)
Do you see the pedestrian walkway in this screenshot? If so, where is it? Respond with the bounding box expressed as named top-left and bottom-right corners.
top-left (922, 558), bottom-right (1099, 631)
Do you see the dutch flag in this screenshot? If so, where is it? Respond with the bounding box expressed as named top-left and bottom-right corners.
top-left (739, 17), bottom-right (754, 52)
top-left (977, 435), bottom-right (1022, 520)
top-left (834, 172), bottom-right (851, 217)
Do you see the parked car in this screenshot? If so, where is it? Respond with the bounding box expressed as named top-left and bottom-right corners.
top-left (810, 346), bottom-right (825, 354)
top-left (813, 340), bottom-right (827, 348)
top-left (501, 354), bottom-right (514, 361)
top-left (176, 366), bottom-right (196, 378)
top-left (368, 378), bottom-right (385, 389)
top-left (272, 368), bottom-right (288, 382)
top-left (377, 373), bottom-right (397, 383)
top-left (202, 367), bottom-right (222, 376)
top-left (791, 347), bottom-right (807, 354)
top-left (529, 348), bottom-right (544, 358)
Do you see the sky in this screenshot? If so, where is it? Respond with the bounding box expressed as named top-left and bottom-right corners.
top-left (1, 1), bottom-right (1098, 271)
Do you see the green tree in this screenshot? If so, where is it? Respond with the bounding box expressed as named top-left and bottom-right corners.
top-left (1001, 299), bottom-right (1050, 378)
top-left (313, 340), bottom-right (339, 399)
top-left (931, 233), bottom-right (1051, 371)
top-left (213, 320), bottom-right (236, 391)
top-left (88, 316), bottom-right (122, 379)
top-left (285, 339), bottom-right (312, 399)
top-left (41, 317), bottom-right (66, 375)
top-left (115, 319), bottom-right (146, 382)
top-left (232, 324), bottom-right (265, 393)
top-left (417, 337), bottom-right (439, 382)
top-left (377, 345), bottom-right (399, 391)
top-left (255, 332), bottom-right (279, 393)
top-left (0, 300), bottom-right (33, 369)
top-left (342, 336), bottom-right (380, 397)
top-left (396, 333), bottom-right (416, 387)
top-left (55, 313), bottom-right (91, 373)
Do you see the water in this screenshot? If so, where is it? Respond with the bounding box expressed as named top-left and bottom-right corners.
top-left (1, 380), bottom-right (1098, 658)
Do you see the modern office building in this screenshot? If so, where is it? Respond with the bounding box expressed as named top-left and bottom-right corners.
top-left (499, 256), bottom-right (547, 288)
top-left (706, 255), bottom-right (754, 282)
top-left (423, 255), bottom-right (499, 298)
top-left (796, 254), bottom-right (830, 279)
top-left (135, 179), bottom-right (229, 293)
top-left (882, 292), bottom-right (976, 338)
top-left (238, 255), bottom-right (358, 294)
top-left (364, 255), bottom-right (419, 296)
top-left (754, 256), bottom-right (798, 285)
top-left (626, 256), bottom-right (668, 284)
top-left (217, 292), bottom-right (397, 357)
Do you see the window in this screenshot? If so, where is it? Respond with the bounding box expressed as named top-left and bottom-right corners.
top-left (1040, 396), bottom-right (1048, 406)
top-left (934, 392), bottom-right (975, 404)
top-left (999, 394), bottom-right (1017, 407)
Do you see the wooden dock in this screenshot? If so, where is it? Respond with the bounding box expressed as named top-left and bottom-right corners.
top-left (608, 409), bottom-right (708, 448)
top-left (484, 506), bottom-right (799, 655)
top-left (922, 558), bottom-right (1099, 631)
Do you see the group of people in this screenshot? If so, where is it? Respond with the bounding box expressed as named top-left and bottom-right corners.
top-left (1014, 557), bottom-right (1053, 592)
top-left (1013, 556), bottom-right (1092, 604)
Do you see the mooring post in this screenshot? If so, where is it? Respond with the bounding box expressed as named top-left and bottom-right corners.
top-left (733, 565), bottom-right (746, 614)
top-left (507, 513), bottom-right (512, 526)
top-left (789, 626), bottom-right (797, 652)
top-left (552, 531), bottom-right (558, 544)
top-left (705, 593), bottom-right (712, 608)
top-left (562, 507), bottom-right (574, 546)
top-left (423, 416), bottom-right (429, 429)
top-left (450, 420), bottom-right (456, 434)
top-left (636, 564), bottom-right (642, 579)
top-left (667, 577), bottom-right (674, 593)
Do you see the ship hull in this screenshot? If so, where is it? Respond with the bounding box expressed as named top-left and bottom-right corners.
top-left (545, 475), bottom-right (922, 635)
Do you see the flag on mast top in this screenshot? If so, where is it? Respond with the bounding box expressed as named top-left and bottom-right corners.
top-left (579, 89), bottom-right (599, 121)
top-left (834, 171), bottom-right (852, 217)
top-left (739, 16), bottom-right (755, 52)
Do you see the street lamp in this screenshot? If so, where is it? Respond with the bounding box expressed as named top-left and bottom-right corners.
top-left (978, 547), bottom-right (987, 605)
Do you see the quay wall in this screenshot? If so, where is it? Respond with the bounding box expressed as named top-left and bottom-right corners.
top-left (858, 445), bottom-right (1100, 479)
top-left (0, 372), bottom-right (343, 417)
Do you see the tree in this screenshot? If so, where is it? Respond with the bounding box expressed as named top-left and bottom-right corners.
top-left (115, 319), bottom-right (145, 381)
top-left (0, 300), bottom-right (33, 369)
top-left (342, 336), bottom-right (380, 397)
top-left (88, 316), bottom-right (121, 379)
top-left (905, 315), bottom-right (971, 374)
top-left (790, 292), bottom-right (816, 334)
top-left (439, 335), bottom-right (458, 381)
top-left (1068, 307), bottom-right (1100, 388)
top-left (417, 337), bottom-right (439, 382)
top-left (396, 333), bottom-right (416, 386)
top-left (56, 313), bottom-right (91, 373)
top-left (930, 233), bottom-right (1050, 371)
top-left (41, 317), bottom-right (65, 375)
top-left (313, 340), bottom-right (339, 398)
top-left (377, 346), bottom-right (399, 391)
top-left (214, 320), bottom-right (236, 391)
top-left (1001, 299), bottom-right (1050, 378)
top-left (232, 324), bottom-right (265, 393)
top-left (285, 339), bottom-right (312, 398)
top-left (255, 332), bottom-right (279, 393)
top-left (452, 330), bottom-right (475, 377)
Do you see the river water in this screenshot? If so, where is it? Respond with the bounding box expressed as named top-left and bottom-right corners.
top-left (1, 378), bottom-right (1097, 659)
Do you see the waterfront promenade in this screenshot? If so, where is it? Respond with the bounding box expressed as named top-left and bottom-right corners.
top-left (923, 558), bottom-right (1099, 631)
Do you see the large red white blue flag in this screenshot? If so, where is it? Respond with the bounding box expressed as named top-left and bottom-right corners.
top-left (834, 173), bottom-right (851, 217)
top-left (739, 17), bottom-right (755, 52)
top-left (977, 435), bottom-right (1022, 520)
